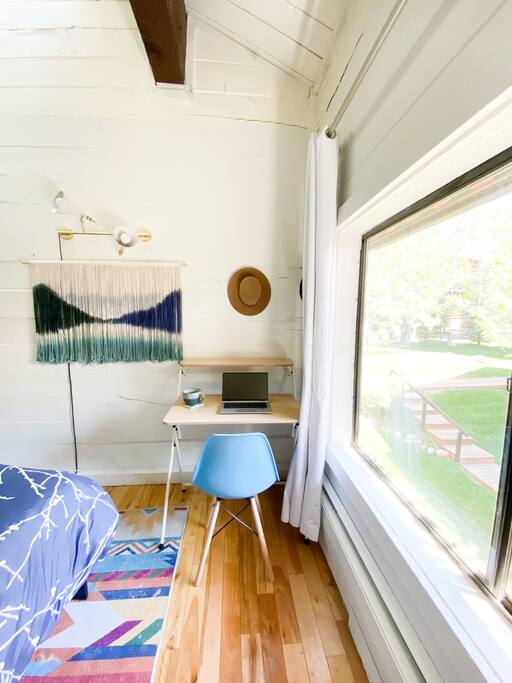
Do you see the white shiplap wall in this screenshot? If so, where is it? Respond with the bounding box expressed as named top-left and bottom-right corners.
top-left (0, 0), bottom-right (309, 482)
top-left (190, 18), bottom-right (314, 126)
top-left (316, 0), bottom-right (512, 221)
top-left (186, 0), bottom-right (343, 86)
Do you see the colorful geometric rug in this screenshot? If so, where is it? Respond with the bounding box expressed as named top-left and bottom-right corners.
top-left (21, 506), bottom-right (188, 683)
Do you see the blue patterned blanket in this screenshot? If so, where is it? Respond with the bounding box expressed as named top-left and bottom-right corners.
top-left (0, 466), bottom-right (118, 682)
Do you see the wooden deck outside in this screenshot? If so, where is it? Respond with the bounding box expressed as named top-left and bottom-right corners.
top-left (107, 484), bottom-right (368, 683)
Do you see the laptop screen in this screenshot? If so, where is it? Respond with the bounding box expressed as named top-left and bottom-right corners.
top-left (222, 372), bottom-right (268, 402)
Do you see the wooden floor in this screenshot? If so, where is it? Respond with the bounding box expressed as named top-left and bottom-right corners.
top-left (107, 484), bottom-right (368, 683)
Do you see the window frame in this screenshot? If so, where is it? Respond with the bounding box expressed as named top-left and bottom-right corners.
top-left (351, 144), bottom-right (512, 615)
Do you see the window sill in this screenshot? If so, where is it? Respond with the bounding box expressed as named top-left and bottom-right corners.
top-left (325, 443), bottom-right (512, 683)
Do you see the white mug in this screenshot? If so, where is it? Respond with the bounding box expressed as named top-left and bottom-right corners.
top-left (182, 388), bottom-right (205, 407)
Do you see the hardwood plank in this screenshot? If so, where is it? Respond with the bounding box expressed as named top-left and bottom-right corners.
top-left (174, 592), bottom-right (200, 682)
top-left (221, 561), bottom-right (243, 682)
top-left (298, 543), bottom-right (344, 656)
top-left (241, 633), bottom-right (265, 683)
top-left (155, 487), bottom-right (199, 681)
top-left (257, 592), bottom-right (288, 683)
top-left (288, 573), bottom-right (332, 683)
top-left (254, 531), bottom-right (274, 595)
top-left (192, 495), bottom-right (209, 657)
top-left (174, 494), bottom-right (207, 682)
top-left (313, 544), bottom-right (349, 622)
top-left (239, 508), bottom-right (260, 636)
top-left (251, 497), bottom-right (274, 583)
top-left (337, 621), bottom-right (368, 683)
top-left (260, 489), bottom-right (281, 550)
top-left (193, 495), bottom-right (208, 565)
top-left (283, 527), bottom-right (305, 576)
top-left (156, 528), bottom-right (195, 678)
top-left (328, 654), bottom-right (356, 683)
top-left (283, 643), bottom-right (311, 682)
top-left (225, 499), bottom-right (240, 564)
top-left (107, 483), bottom-right (157, 510)
top-left (273, 565), bottom-right (301, 644)
top-left (270, 490), bottom-right (304, 576)
top-left (197, 532), bottom-right (225, 682)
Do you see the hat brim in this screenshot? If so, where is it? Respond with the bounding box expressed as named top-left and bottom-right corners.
top-left (227, 267), bottom-right (271, 316)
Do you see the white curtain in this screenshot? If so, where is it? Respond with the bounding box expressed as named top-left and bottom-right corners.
top-left (281, 128), bottom-right (338, 541)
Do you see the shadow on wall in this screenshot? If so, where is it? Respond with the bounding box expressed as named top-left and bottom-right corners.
top-left (337, 134), bottom-right (352, 214)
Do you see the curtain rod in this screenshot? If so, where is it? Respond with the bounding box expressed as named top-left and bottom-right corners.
top-left (23, 259), bottom-right (187, 266)
top-left (324, 0), bottom-right (409, 139)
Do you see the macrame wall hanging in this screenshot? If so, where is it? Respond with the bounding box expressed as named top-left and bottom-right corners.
top-left (30, 261), bottom-right (183, 364)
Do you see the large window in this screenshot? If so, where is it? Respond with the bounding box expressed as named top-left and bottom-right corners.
top-left (355, 151), bottom-right (512, 610)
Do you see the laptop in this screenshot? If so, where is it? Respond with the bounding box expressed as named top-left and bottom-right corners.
top-left (219, 372), bottom-right (272, 414)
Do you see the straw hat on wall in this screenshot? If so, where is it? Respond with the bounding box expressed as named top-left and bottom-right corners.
top-left (227, 267), bottom-right (271, 316)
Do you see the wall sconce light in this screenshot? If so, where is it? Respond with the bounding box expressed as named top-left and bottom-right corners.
top-left (52, 190), bottom-right (96, 233)
top-left (52, 191), bottom-right (152, 254)
top-left (112, 226), bottom-right (152, 255)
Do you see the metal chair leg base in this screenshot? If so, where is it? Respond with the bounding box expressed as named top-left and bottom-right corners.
top-left (195, 496), bottom-right (275, 586)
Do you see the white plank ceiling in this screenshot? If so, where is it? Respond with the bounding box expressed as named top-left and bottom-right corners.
top-left (185, 0), bottom-right (343, 87)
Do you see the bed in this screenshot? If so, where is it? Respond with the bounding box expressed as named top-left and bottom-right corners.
top-left (0, 465), bottom-right (118, 682)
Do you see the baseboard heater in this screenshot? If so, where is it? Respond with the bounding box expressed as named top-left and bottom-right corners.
top-left (320, 481), bottom-right (427, 683)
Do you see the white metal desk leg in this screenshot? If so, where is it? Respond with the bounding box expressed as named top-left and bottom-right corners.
top-left (289, 367), bottom-right (296, 400)
top-left (174, 426), bottom-right (187, 492)
top-left (159, 426), bottom-right (176, 549)
top-left (174, 426), bottom-right (183, 474)
top-left (291, 422), bottom-right (299, 449)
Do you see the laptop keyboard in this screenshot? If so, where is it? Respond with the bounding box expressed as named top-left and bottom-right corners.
top-left (225, 402), bottom-right (267, 409)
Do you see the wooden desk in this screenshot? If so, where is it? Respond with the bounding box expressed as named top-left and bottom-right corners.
top-left (158, 394), bottom-right (300, 546)
top-left (163, 393), bottom-right (299, 426)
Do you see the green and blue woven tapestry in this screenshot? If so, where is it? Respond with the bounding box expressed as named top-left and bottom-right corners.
top-left (30, 262), bottom-right (183, 364)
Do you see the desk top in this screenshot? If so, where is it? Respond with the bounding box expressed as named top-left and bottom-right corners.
top-left (179, 357), bottom-right (293, 369)
top-left (162, 394), bottom-right (299, 426)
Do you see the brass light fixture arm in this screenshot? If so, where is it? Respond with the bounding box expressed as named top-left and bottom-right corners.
top-left (79, 213), bottom-right (95, 233)
top-left (57, 226), bottom-right (152, 242)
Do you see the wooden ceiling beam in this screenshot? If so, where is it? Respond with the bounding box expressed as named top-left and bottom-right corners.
top-left (129, 0), bottom-right (187, 85)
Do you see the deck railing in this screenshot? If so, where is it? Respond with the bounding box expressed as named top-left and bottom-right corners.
top-left (403, 381), bottom-right (470, 462)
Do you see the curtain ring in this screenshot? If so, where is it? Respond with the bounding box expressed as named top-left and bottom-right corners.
top-left (325, 128), bottom-right (337, 139)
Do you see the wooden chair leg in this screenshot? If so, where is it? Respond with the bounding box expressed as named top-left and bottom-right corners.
top-left (195, 499), bottom-right (221, 586)
top-left (255, 494), bottom-right (263, 520)
top-left (250, 496), bottom-right (274, 582)
top-left (206, 496), bottom-right (217, 529)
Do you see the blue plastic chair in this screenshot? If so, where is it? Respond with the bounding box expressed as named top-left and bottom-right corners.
top-left (192, 433), bottom-right (279, 585)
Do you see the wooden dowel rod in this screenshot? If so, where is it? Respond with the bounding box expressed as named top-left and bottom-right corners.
top-left (22, 259), bottom-right (187, 266)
